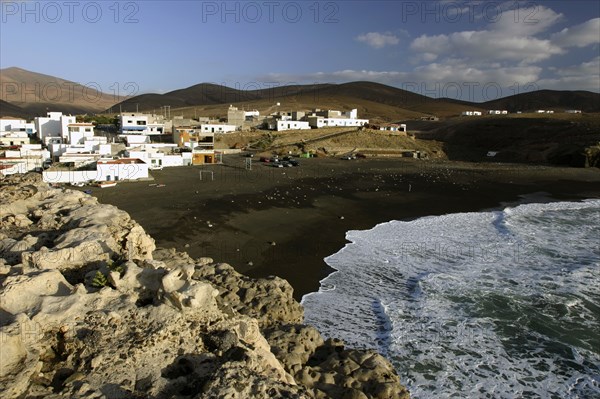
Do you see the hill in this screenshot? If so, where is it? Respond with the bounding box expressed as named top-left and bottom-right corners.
top-left (0, 67), bottom-right (125, 115)
top-left (112, 81), bottom-right (475, 120)
top-left (416, 114), bottom-right (600, 167)
top-left (0, 100), bottom-right (33, 119)
top-left (482, 90), bottom-right (600, 113)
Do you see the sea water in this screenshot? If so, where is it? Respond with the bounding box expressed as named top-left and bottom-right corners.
top-left (302, 200), bottom-right (600, 398)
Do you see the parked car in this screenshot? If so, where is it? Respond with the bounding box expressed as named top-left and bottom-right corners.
top-left (355, 153), bottom-right (367, 159)
top-left (281, 161), bottom-right (293, 167)
top-left (70, 182), bottom-right (85, 187)
top-left (340, 155), bottom-right (355, 160)
top-left (243, 153), bottom-right (254, 158)
top-left (288, 160), bottom-right (300, 166)
top-left (271, 162), bottom-right (284, 168)
top-left (260, 157), bottom-right (271, 163)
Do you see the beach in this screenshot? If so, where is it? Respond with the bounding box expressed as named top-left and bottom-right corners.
top-left (89, 156), bottom-right (600, 300)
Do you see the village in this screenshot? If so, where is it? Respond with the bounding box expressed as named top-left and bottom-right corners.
top-left (0, 104), bottom-right (586, 185)
top-left (0, 104), bottom-right (407, 184)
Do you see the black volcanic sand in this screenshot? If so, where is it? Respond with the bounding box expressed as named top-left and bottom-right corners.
top-left (89, 157), bottom-right (600, 300)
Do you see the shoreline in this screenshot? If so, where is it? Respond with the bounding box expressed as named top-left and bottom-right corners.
top-left (89, 157), bottom-right (600, 300)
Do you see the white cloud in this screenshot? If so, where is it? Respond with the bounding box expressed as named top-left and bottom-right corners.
top-left (551, 18), bottom-right (600, 48)
top-left (411, 31), bottom-right (564, 65)
top-left (356, 32), bottom-right (400, 49)
top-left (490, 4), bottom-right (563, 35)
top-left (260, 64), bottom-right (543, 101)
top-left (539, 57), bottom-right (600, 92)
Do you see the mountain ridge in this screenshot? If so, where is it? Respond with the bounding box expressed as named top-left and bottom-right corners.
top-left (0, 67), bottom-right (125, 116)
top-left (2, 68), bottom-right (599, 118)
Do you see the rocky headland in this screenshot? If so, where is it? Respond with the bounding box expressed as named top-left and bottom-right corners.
top-left (0, 173), bottom-right (409, 399)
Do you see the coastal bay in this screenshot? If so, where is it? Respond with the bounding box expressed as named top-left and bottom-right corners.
top-left (90, 157), bottom-right (600, 300)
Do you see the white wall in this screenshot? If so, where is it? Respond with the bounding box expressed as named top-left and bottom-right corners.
top-left (276, 121), bottom-right (311, 131)
top-left (0, 119), bottom-right (26, 132)
top-left (0, 162), bottom-right (29, 175)
top-left (308, 117), bottom-right (369, 128)
top-left (97, 161), bottom-right (148, 181)
top-left (200, 124), bottom-right (236, 133)
top-left (43, 169), bottom-right (100, 184)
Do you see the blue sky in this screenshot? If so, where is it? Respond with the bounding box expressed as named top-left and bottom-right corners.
top-left (1, 0), bottom-right (599, 101)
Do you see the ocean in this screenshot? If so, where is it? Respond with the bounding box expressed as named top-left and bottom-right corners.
top-left (302, 200), bottom-right (600, 398)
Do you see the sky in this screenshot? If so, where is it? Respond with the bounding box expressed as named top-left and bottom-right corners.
top-left (1, 0), bottom-right (599, 102)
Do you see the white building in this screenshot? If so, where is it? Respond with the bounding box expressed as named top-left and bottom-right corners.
top-left (199, 124), bottom-right (237, 134)
top-left (307, 116), bottom-right (369, 128)
top-left (565, 110), bottom-right (582, 114)
top-left (342, 109), bottom-right (358, 119)
top-left (96, 158), bottom-right (148, 182)
top-left (126, 143), bottom-right (192, 168)
top-left (461, 111), bottom-right (483, 116)
top-left (379, 124), bottom-right (407, 132)
top-left (487, 110), bottom-right (508, 115)
top-left (42, 158), bottom-right (149, 184)
top-left (0, 144), bottom-right (50, 172)
top-left (244, 110), bottom-right (260, 118)
top-left (119, 113), bottom-right (166, 135)
top-left (0, 131), bottom-right (30, 146)
top-left (0, 161), bottom-right (28, 176)
top-left (34, 112), bottom-right (76, 145)
top-left (304, 108), bottom-right (369, 128)
top-left (276, 121), bottom-right (311, 131)
top-left (67, 123), bottom-right (95, 144)
top-left (0, 118), bottom-right (36, 136)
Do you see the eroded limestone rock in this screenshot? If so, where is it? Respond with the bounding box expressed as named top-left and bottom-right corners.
top-left (0, 174), bottom-right (410, 399)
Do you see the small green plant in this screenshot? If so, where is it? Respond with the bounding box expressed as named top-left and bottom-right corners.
top-left (107, 260), bottom-right (125, 276)
top-left (91, 271), bottom-right (108, 288)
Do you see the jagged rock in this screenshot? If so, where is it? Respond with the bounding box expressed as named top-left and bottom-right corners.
top-left (0, 269), bottom-right (73, 315)
top-left (194, 262), bottom-right (304, 328)
top-left (0, 174), bottom-right (410, 398)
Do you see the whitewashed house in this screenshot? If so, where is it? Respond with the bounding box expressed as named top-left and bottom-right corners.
top-left (378, 124), bottom-right (407, 132)
top-left (66, 123), bottom-right (95, 144)
top-left (276, 121), bottom-right (311, 131)
top-left (35, 112), bottom-right (76, 145)
top-left (199, 124), bottom-right (237, 134)
top-left (307, 116), bottom-right (369, 128)
top-left (0, 144), bottom-right (50, 172)
top-left (306, 108), bottom-right (369, 128)
top-left (119, 113), bottom-right (166, 135)
top-left (126, 143), bottom-right (192, 168)
top-left (0, 118), bottom-right (36, 136)
top-left (96, 158), bottom-right (148, 181)
top-left (0, 131), bottom-right (30, 146)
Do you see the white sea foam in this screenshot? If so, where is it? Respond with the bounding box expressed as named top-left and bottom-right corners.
top-left (302, 200), bottom-right (600, 398)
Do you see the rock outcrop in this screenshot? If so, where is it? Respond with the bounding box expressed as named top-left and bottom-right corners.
top-left (0, 173), bottom-right (409, 398)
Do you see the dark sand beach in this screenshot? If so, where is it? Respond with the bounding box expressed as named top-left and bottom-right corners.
top-left (89, 156), bottom-right (600, 300)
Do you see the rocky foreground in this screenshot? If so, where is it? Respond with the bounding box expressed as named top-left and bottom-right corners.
top-left (0, 173), bottom-right (409, 399)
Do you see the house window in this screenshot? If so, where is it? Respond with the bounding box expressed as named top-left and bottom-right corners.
top-left (85, 128), bottom-right (91, 132)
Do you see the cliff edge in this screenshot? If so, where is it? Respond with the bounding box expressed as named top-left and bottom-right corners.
top-left (0, 173), bottom-right (409, 399)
